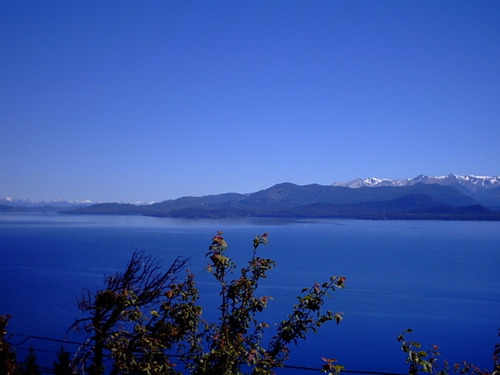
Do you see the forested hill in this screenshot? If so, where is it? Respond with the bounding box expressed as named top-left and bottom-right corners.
top-left (63, 183), bottom-right (500, 220)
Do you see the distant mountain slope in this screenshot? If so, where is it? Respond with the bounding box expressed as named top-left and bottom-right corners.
top-left (145, 193), bottom-right (244, 214)
top-left (274, 194), bottom-right (495, 220)
top-left (332, 174), bottom-right (500, 207)
top-left (231, 182), bottom-right (476, 209)
top-left (62, 182), bottom-right (499, 220)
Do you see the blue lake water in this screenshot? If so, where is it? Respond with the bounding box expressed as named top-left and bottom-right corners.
top-left (0, 213), bottom-right (499, 374)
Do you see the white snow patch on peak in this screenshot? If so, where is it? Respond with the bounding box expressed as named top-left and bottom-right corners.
top-left (332, 174), bottom-right (500, 190)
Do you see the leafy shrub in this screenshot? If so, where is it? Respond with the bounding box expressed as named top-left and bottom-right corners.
top-left (72, 232), bottom-right (346, 374)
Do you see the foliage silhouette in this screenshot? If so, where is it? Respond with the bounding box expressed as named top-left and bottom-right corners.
top-left (71, 252), bottom-right (190, 374)
top-left (1, 315), bottom-right (19, 375)
top-left (21, 346), bottom-right (40, 375)
top-left (54, 346), bottom-right (72, 375)
top-left (71, 232), bottom-right (346, 374)
top-left (398, 329), bottom-right (499, 375)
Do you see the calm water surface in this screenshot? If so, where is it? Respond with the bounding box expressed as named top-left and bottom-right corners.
top-left (0, 213), bottom-right (499, 373)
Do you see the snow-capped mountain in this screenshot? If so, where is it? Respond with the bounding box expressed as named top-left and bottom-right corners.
top-left (332, 174), bottom-right (500, 206)
top-left (332, 174), bottom-right (500, 190)
top-left (0, 197), bottom-right (93, 207)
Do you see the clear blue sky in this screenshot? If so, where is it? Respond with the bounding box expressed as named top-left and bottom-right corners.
top-left (1, 0), bottom-right (499, 202)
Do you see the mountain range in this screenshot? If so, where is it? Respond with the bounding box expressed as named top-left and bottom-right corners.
top-left (332, 174), bottom-right (500, 207)
top-left (2, 174), bottom-right (499, 220)
top-left (0, 197), bottom-right (93, 207)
